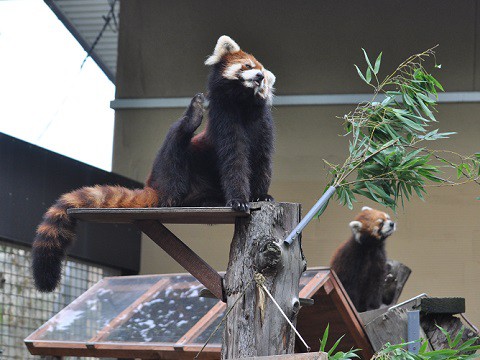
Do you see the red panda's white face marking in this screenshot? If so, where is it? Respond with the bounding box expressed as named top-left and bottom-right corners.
top-left (349, 206), bottom-right (396, 243)
top-left (205, 35), bottom-right (276, 104)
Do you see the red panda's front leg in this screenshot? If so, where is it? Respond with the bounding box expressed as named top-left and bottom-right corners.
top-left (210, 116), bottom-right (251, 212)
top-left (249, 112), bottom-right (275, 202)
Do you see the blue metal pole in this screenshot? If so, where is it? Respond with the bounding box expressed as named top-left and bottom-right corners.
top-left (284, 186), bottom-right (337, 246)
top-left (407, 310), bottom-right (421, 354)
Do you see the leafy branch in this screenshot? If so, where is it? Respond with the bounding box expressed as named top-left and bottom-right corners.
top-left (323, 46), bottom-right (480, 212)
top-left (284, 46), bottom-right (479, 245)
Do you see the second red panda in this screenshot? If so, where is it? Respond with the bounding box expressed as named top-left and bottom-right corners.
top-left (330, 206), bottom-right (396, 312)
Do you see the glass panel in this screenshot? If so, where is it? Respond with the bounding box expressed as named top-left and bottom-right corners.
top-left (29, 269), bottom-right (328, 349)
top-left (105, 274), bottom-right (219, 343)
top-left (35, 275), bottom-right (162, 341)
top-left (191, 309), bottom-right (225, 345)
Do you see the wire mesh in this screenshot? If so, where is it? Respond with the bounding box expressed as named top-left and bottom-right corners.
top-left (0, 239), bottom-right (120, 360)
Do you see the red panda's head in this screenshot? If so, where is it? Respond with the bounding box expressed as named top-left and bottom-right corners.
top-left (349, 206), bottom-right (396, 244)
top-left (205, 35), bottom-right (275, 104)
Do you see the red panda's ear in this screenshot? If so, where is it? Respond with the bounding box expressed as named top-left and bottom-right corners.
top-left (349, 221), bottom-right (363, 233)
top-left (205, 35), bottom-right (241, 66)
top-left (362, 206), bottom-right (372, 211)
top-left (264, 69), bottom-right (276, 87)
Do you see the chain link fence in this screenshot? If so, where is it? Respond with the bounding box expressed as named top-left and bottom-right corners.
top-left (0, 239), bottom-right (120, 360)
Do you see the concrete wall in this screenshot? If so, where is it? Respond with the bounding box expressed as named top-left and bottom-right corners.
top-left (113, 0), bottom-right (480, 325)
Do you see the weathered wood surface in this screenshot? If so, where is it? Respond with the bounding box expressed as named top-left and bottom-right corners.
top-left (68, 207), bottom-right (250, 224)
top-left (296, 270), bottom-right (375, 359)
top-left (382, 260), bottom-right (412, 306)
top-left (234, 352), bottom-right (328, 360)
top-left (421, 314), bottom-right (479, 351)
top-left (362, 306), bottom-right (429, 352)
top-left (223, 202), bottom-right (304, 359)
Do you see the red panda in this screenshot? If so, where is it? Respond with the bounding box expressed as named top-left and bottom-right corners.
top-left (330, 206), bottom-right (396, 312)
top-left (32, 35), bottom-right (276, 292)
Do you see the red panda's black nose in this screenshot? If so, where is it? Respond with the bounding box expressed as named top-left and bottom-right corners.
top-left (389, 222), bottom-right (395, 228)
top-left (255, 73), bottom-right (264, 82)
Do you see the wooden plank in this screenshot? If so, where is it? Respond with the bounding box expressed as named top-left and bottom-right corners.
top-left (298, 270), bottom-right (330, 299)
top-left (68, 207), bottom-right (249, 224)
top-left (26, 340), bottom-right (220, 359)
top-left (135, 220), bottom-right (225, 301)
top-left (296, 270), bottom-right (374, 359)
top-left (234, 353), bottom-right (328, 360)
top-left (364, 307), bottom-right (408, 351)
top-left (328, 274), bottom-right (374, 359)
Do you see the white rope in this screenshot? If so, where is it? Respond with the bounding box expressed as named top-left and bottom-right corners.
top-left (254, 273), bottom-right (311, 352)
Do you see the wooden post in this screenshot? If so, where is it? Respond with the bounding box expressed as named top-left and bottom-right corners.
top-left (222, 202), bottom-right (305, 359)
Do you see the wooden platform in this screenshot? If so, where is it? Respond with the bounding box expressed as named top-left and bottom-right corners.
top-left (68, 207), bottom-right (250, 224)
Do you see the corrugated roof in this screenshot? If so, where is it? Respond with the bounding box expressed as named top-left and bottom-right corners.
top-left (44, 0), bottom-right (119, 82)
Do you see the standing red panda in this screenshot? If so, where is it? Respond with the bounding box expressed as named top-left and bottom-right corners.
top-left (330, 206), bottom-right (396, 312)
top-left (32, 35), bottom-right (276, 292)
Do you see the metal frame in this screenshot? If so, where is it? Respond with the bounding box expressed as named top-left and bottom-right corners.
top-left (43, 0), bottom-right (116, 82)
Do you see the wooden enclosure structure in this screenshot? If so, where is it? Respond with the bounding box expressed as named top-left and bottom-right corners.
top-left (24, 205), bottom-right (374, 359)
top-left (25, 268), bottom-right (373, 359)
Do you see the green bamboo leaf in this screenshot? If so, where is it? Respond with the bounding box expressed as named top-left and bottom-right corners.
top-left (354, 64), bottom-right (368, 84)
top-left (374, 52), bottom-right (382, 74)
top-left (419, 340), bottom-right (429, 354)
top-left (457, 336), bottom-right (477, 351)
top-left (320, 324), bottom-right (330, 352)
top-left (428, 74), bottom-right (445, 91)
top-left (366, 67), bottom-right (372, 83)
top-left (362, 48), bottom-right (374, 72)
top-left (417, 97), bottom-right (436, 121)
top-left (436, 325), bottom-right (453, 347)
top-left (327, 334), bottom-right (345, 356)
top-left (450, 327), bottom-right (465, 348)
top-left (417, 92), bottom-right (436, 104)
top-left (370, 183), bottom-right (395, 204)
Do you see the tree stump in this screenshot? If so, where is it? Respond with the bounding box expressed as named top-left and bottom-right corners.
top-left (382, 260), bottom-right (412, 306)
top-left (222, 202), bottom-right (304, 359)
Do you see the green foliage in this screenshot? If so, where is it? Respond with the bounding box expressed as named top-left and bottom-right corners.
top-left (373, 327), bottom-right (480, 360)
top-left (319, 324), bottom-right (360, 360)
top-left (324, 47), bottom-right (480, 213)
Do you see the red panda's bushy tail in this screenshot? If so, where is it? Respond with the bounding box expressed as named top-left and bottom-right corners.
top-left (32, 185), bottom-right (158, 292)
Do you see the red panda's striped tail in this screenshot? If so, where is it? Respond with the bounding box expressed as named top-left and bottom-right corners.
top-left (32, 185), bottom-right (158, 292)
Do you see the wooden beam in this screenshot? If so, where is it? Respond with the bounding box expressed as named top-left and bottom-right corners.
top-left (135, 220), bottom-right (225, 302)
top-left (68, 207), bottom-right (249, 224)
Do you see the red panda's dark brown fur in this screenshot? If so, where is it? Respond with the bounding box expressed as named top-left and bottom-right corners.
top-left (330, 207), bottom-right (396, 312)
top-left (32, 35), bottom-right (276, 292)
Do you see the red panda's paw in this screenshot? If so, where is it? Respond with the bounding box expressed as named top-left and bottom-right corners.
top-left (227, 199), bottom-right (250, 212)
top-left (251, 194), bottom-right (274, 202)
top-left (182, 93), bottom-right (205, 133)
